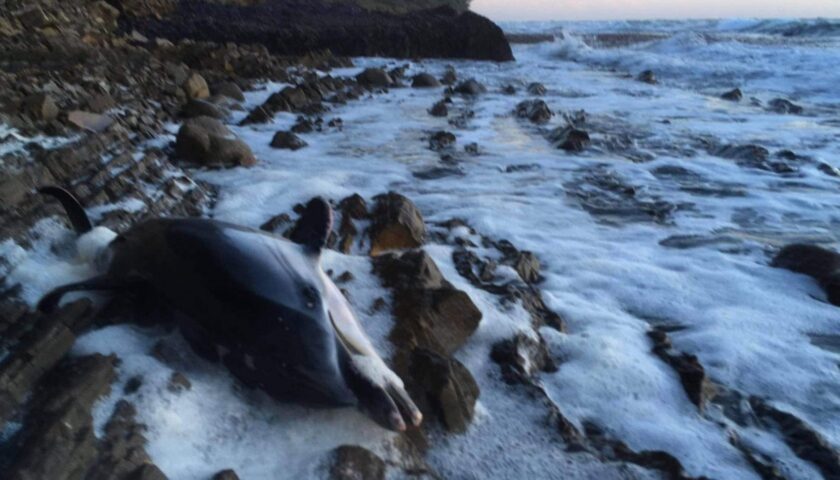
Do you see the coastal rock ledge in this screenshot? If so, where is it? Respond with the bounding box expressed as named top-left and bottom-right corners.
top-left (121, 0), bottom-right (515, 62)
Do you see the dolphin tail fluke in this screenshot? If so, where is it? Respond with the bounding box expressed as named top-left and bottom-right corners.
top-left (38, 185), bottom-right (93, 234)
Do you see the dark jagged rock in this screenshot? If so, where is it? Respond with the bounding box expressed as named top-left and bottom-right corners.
top-left (772, 244), bottom-right (840, 306)
top-left (429, 130), bottom-right (456, 150)
top-left (212, 470), bottom-right (241, 480)
top-left (339, 193), bottom-right (369, 220)
top-left (491, 333), bottom-right (557, 384)
top-left (647, 328), bottom-right (714, 409)
top-left (429, 100), bottom-right (448, 117)
top-left (441, 68), bottom-right (458, 85)
top-left (750, 397), bottom-right (840, 479)
top-left (407, 348), bottom-right (479, 433)
top-left (260, 213), bottom-right (292, 233)
top-left (374, 249), bottom-right (482, 357)
top-left (175, 116), bottom-right (256, 167)
top-left (453, 78), bottom-right (487, 95)
top-left (514, 251), bottom-right (541, 283)
top-left (270, 131), bottom-right (308, 150)
top-left (584, 422), bottom-right (699, 480)
top-left (5, 355), bottom-right (118, 480)
top-left (549, 126), bottom-right (591, 152)
top-left (412, 73), bottom-right (441, 88)
top-left (527, 82), bottom-right (547, 96)
top-left (124, 1), bottom-right (514, 62)
top-left (329, 445), bottom-right (385, 480)
top-left (721, 88), bottom-right (743, 102)
top-left (515, 100), bottom-right (553, 124)
top-left (768, 98), bottom-right (804, 114)
top-left (0, 300), bottom-right (94, 429)
top-left (87, 400), bottom-right (157, 480)
top-left (21, 93), bottom-right (59, 121)
top-left (132, 464), bottom-right (169, 480)
top-left (637, 70), bottom-right (657, 84)
top-left (714, 144), bottom-right (769, 162)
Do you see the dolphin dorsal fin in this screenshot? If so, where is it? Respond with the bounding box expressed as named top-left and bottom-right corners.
top-left (290, 197), bottom-right (333, 255)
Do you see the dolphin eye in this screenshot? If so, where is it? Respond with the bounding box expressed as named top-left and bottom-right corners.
top-left (302, 285), bottom-right (319, 309)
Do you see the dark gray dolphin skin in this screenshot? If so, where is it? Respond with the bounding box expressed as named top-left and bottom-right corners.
top-left (38, 186), bottom-right (422, 432)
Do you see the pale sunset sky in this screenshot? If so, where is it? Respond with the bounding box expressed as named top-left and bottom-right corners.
top-left (471, 0), bottom-right (840, 21)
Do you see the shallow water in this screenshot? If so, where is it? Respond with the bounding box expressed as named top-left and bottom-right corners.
top-left (5, 18), bottom-right (840, 480)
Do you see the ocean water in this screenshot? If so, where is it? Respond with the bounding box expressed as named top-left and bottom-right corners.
top-left (4, 18), bottom-right (840, 479)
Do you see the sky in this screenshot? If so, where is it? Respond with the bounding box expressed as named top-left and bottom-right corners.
top-left (471, 0), bottom-right (840, 21)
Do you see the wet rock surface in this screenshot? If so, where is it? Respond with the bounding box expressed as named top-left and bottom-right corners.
top-left (369, 192), bottom-right (427, 255)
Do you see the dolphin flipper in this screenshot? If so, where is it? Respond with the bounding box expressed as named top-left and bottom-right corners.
top-left (37, 275), bottom-right (144, 312)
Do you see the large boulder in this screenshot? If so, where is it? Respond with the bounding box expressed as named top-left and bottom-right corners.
top-left (212, 81), bottom-right (246, 102)
top-left (356, 68), bottom-right (393, 88)
top-left (269, 131), bottom-right (308, 150)
top-left (515, 100), bottom-right (552, 124)
top-left (412, 73), bottom-right (441, 88)
top-left (408, 348), bottom-right (479, 433)
top-left (772, 244), bottom-right (840, 306)
top-left (369, 192), bottom-right (426, 255)
top-left (175, 116), bottom-right (256, 167)
top-left (373, 250), bottom-right (482, 357)
top-left (328, 446), bottom-right (385, 480)
top-left (454, 78), bottom-right (486, 95)
top-left (549, 126), bottom-right (591, 152)
top-left (182, 72), bottom-right (210, 100)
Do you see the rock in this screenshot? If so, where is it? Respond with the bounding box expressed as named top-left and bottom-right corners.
top-left (768, 98), bottom-right (804, 114)
top-left (721, 88), bottom-right (743, 102)
top-left (514, 251), bottom-right (541, 283)
top-left (270, 131), bottom-right (308, 150)
top-left (772, 244), bottom-right (840, 306)
top-left (464, 142), bottom-right (480, 155)
top-left (90, 0), bottom-right (121, 30)
top-left (491, 333), bottom-right (556, 384)
top-left (549, 126), bottom-right (591, 152)
top-left (369, 192), bottom-right (426, 255)
top-left (212, 470), bottom-right (241, 480)
top-left (180, 99), bottom-right (227, 119)
top-left (637, 70), bottom-right (657, 84)
top-left (0, 300), bottom-right (93, 428)
top-left (15, 6), bottom-right (51, 29)
top-left (183, 73), bottom-right (210, 100)
top-left (411, 73), bottom-right (441, 88)
top-left (339, 193), bottom-right (369, 219)
top-left (5, 354), bottom-right (118, 480)
top-left (441, 69), bottom-right (458, 85)
top-left (87, 400), bottom-right (156, 479)
top-left (454, 79), bottom-right (487, 95)
top-left (502, 84), bottom-right (517, 95)
top-left (86, 93), bottom-right (116, 113)
top-left (67, 111), bottom-right (114, 132)
top-left (132, 464), bottom-right (168, 480)
top-left (212, 82), bottom-right (246, 102)
top-left (374, 250), bottom-right (482, 356)
top-left (429, 130), bottom-right (456, 150)
top-left (260, 213), bottom-right (292, 233)
top-left (175, 116), bottom-right (256, 167)
top-left (291, 118), bottom-right (315, 134)
top-left (22, 93), bottom-right (59, 121)
top-left (648, 329), bottom-right (714, 409)
top-left (429, 100), bottom-right (448, 117)
top-left (329, 446), bottom-right (385, 480)
top-left (356, 68), bottom-right (393, 88)
top-left (167, 372), bottom-right (191, 393)
top-left (515, 100), bottom-right (553, 124)
top-left (408, 348), bottom-right (479, 433)
top-left (714, 144), bottom-right (769, 162)
top-left (527, 82), bottom-right (547, 96)
top-left (750, 397), bottom-right (840, 479)
top-left (818, 162), bottom-right (840, 177)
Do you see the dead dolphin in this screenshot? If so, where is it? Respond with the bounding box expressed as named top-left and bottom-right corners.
top-left (37, 186), bottom-right (422, 432)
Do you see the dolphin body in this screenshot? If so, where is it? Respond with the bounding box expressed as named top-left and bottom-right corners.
top-left (38, 186), bottom-right (421, 432)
